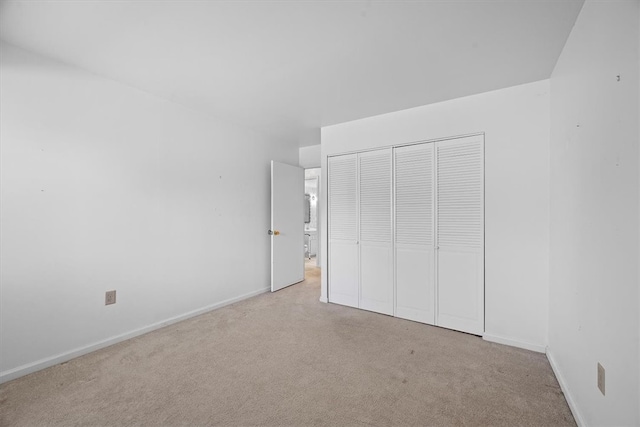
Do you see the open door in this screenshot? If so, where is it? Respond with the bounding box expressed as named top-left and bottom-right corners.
top-left (271, 160), bottom-right (304, 292)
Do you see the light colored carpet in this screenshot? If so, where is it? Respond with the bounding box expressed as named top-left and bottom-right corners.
top-left (0, 263), bottom-right (574, 426)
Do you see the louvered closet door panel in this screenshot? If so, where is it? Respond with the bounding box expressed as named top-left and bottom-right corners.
top-left (395, 143), bottom-right (435, 325)
top-left (436, 135), bottom-right (484, 335)
top-left (328, 154), bottom-right (359, 308)
top-left (359, 149), bottom-right (393, 315)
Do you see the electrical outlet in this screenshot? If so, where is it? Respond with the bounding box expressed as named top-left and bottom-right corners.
top-left (105, 290), bottom-right (116, 306)
top-left (597, 362), bottom-right (605, 396)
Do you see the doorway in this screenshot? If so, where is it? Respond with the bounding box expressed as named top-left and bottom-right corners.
top-left (304, 168), bottom-right (321, 277)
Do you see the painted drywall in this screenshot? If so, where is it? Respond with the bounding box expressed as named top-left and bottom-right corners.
top-left (299, 144), bottom-right (321, 169)
top-left (0, 43), bottom-right (298, 381)
top-left (321, 80), bottom-right (551, 351)
top-left (548, 1), bottom-right (640, 425)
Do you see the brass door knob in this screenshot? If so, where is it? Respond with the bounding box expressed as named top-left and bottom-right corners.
top-left (274, 230), bottom-right (280, 236)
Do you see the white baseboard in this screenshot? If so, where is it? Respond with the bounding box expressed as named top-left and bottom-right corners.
top-left (319, 296), bottom-right (328, 303)
top-left (546, 349), bottom-right (585, 427)
top-left (482, 333), bottom-right (546, 353)
top-left (0, 286), bottom-right (270, 385)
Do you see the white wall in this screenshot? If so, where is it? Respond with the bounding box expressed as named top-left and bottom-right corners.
top-left (299, 144), bottom-right (321, 169)
top-left (321, 80), bottom-right (551, 351)
top-left (0, 43), bottom-right (298, 382)
top-left (548, 1), bottom-right (640, 426)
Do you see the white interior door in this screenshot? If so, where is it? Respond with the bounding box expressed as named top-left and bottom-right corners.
top-left (395, 143), bottom-right (435, 325)
top-left (271, 160), bottom-right (304, 292)
top-left (358, 149), bottom-right (393, 315)
top-left (435, 136), bottom-right (484, 335)
top-left (328, 154), bottom-right (359, 308)
top-left (326, 136), bottom-right (484, 336)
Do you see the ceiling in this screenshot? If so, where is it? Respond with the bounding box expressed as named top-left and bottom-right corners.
top-left (0, 0), bottom-right (583, 147)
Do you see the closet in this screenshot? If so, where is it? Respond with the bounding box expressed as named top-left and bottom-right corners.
top-left (327, 135), bottom-right (484, 336)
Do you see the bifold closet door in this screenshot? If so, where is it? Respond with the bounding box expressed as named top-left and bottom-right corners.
top-left (358, 149), bottom-right (393, 315)
top-left (328, 154), bottom-right (358, 308)
top-left (436, 135), bottom-right (484, 335)
top-left (394, 143), bottom-right (435, 324)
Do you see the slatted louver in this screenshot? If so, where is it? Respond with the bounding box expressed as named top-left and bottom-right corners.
top-left (437, 139), bottom-right (484, 248)
top-left (395, 144), bottom-right (434, 246)
top-left (328, 155), bottom-right (357, 241)
top-left (359, 151), bottom-right (391, 243)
